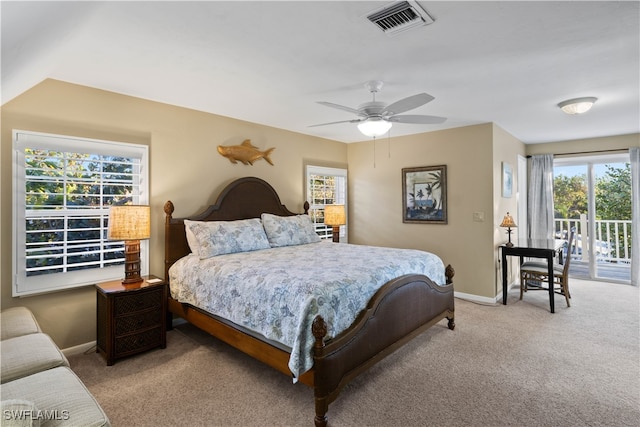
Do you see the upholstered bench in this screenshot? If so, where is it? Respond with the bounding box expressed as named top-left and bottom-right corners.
top-left (1, 333), bottom-right (70, 384)
top-left (0, 307), bottom-right (110, 426)
top-left (0, 307), bottom-right (41, 340)
top-left (1, 367), bottom-right (110, 427)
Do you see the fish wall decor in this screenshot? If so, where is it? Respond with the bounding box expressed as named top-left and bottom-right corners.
top-left (217, 140), bottom-right (275, 166)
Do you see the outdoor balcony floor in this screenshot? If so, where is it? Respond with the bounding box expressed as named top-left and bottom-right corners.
top-left (570, 260), bottom-right (631, 282)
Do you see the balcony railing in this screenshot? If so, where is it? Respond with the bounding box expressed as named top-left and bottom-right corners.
top-left (554, 214), bottom-right (632, 265)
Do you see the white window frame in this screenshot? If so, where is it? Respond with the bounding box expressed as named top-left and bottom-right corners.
top-left (306, 165), bottom-right (348, 241)
top-left (12, 130), bottom-right (149, 296)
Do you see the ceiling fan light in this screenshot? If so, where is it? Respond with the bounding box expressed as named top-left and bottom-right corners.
top-left (357, 119), bottom-right (392, 137)
top-left (558, 97), bottom-right (597, 115)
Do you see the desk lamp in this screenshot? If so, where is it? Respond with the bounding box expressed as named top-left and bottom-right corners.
top-left (500, 212), bottom-right (517, 247)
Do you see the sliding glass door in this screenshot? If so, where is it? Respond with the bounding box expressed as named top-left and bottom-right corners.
top-left (553, 153), bottom-right (631, 283)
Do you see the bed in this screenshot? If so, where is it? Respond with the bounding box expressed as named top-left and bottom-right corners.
top-left (164, 176), bottom-right (455, 426)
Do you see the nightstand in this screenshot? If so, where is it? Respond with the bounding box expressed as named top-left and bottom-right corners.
top-left (96, 275), bottom-right (167, 365)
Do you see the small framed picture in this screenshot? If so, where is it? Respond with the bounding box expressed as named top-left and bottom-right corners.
top-left (502, 162), bottom-right (513, 198)
top-left (402, 165), bottom-right (447, 224)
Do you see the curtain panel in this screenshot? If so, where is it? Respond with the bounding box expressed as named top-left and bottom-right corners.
top-left (527, 154), bottom-right (555, 240)
top-left (630, 147), bottom-right (639, 286)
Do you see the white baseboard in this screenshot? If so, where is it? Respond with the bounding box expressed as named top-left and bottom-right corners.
top-left (62, 341), bottom-right (96, 357)
top-left (454, 282), bottom-right (519, 305)
top-left (454, 291), bottom-right (499, 304)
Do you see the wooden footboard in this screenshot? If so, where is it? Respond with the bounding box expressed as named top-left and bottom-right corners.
top-left (311, 273), bottom-right (455, 427)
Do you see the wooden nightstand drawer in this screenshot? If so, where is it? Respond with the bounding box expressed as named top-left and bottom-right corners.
top-left (114, 288), bottom-right (163, 315)
top-left (115, 327), bottom-right (163, 355)
top-left (96, 276), bottom-right (167, 365)
top-left (115, 308), bottom-right (163, 335)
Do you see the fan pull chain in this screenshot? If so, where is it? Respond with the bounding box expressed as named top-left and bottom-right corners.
top-left (373, 136), bottom-right (376, 168)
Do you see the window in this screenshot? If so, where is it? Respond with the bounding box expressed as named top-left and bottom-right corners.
top-left (12, 130), bottom-right (149, 296)
top-left (306, 165), bottom-right (347, 241)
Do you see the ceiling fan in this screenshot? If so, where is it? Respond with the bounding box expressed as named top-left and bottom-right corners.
top-left (310, 80), bottom-right (446, 137)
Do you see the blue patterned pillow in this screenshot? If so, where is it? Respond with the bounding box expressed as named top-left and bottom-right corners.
top-left (261, 213), bottom-right (321, 247)
top-left (185, 218), bottom-right (271, 259)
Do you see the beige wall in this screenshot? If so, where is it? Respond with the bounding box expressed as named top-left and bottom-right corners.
top-left (1, 79), bottom-right (347, 349)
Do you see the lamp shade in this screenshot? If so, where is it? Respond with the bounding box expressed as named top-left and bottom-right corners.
top-left (499, 212), bottom-right (517, 228)
top-left (357, 118), bottom-right (392, 137)
top-left (558, 97), bottom-right (597, 115)
top-left (324, 205), bottom-right (346, 226)
top-left (107, 205), bottom-right (151, 241)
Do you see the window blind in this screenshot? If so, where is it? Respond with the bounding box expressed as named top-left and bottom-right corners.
top-left (13, 130), bottom-right (149, 296)
top-left (306, 165), bottom-right (347, 240)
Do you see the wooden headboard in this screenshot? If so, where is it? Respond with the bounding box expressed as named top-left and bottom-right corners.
top-left (163, 176), bottom-right (308, 281)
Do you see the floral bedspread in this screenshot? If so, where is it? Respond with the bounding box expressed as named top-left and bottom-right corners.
top-left (168, 241), bottom-right (446, 380)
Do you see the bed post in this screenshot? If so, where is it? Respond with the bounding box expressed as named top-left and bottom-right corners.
top-left (445, 264), bottom-right (456, 330)
top-left (312, 315), bottom-right (328, 427)
top-left (163, 201), bottom-right (175, 331)
top-left (445, 264), bottom-right (455, 285)
top-left (164, 201), bottom-right (175, 282)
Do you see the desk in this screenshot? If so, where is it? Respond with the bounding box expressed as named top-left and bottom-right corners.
top-left (501, 239), bottom-right (564, 313)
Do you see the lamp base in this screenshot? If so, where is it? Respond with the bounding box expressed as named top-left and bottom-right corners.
top-left (122, 277), bottom-right (144, 285)
top-left (505, 227), bottom-right (514, 247)
top-left (332, 226), bottom-right (340, 243)
top-left (122, 240), bottom-right (144, 285)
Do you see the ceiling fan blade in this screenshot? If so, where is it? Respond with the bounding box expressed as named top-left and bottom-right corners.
top-left (308, 119), bottom-right (362, 128)
top-left (317, 101), bottom-right (362, 116)
top-left (383, 93), bottom-right (435, 115)
top-left (387, 115), bottom-right (447, 124)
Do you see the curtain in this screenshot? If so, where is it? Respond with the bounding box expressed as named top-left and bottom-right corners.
top-left (528, 154), bottom-right (555, 240)
top-left (630, 147), bottom-right (639, 286)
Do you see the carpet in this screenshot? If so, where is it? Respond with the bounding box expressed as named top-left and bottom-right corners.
top-left (68, 278), bottom-right (640, 426)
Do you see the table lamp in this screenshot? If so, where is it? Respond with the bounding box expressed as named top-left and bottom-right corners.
top-left (108, 205), bottom-right (151, 285)
top-left (324, 205), bottom-right (346, 243)
top-left (500, 212), bottom-right (517, 247)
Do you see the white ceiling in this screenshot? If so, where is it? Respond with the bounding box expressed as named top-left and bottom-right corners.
top-left (2, 1), bottom-right (639, 144)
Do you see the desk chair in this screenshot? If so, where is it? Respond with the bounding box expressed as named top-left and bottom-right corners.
top-left (520, 231), bottom-right (574, 307)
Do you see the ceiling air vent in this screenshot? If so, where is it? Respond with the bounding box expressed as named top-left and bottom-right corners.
top-left (366, 1), bottom-right (434, 36)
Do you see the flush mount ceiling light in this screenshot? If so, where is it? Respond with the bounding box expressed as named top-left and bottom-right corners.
top-left (558, 97), bottom-right (598, 115)
top-left (357, 118), bottom-right (393, 137)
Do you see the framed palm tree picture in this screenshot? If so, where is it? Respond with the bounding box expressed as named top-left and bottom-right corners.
top-left (402, 165), bottom-right (447, 224)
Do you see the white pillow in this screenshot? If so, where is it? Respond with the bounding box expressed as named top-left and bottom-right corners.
top-left (184, 221), bottom-right (201, 256)
top-left (184, 218), bottom-right (271, 259)
top-left (261, 213), bottom-right (321, 247)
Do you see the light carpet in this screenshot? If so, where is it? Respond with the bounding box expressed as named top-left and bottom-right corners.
top-left (68, 279), bottom-right (639, 426)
